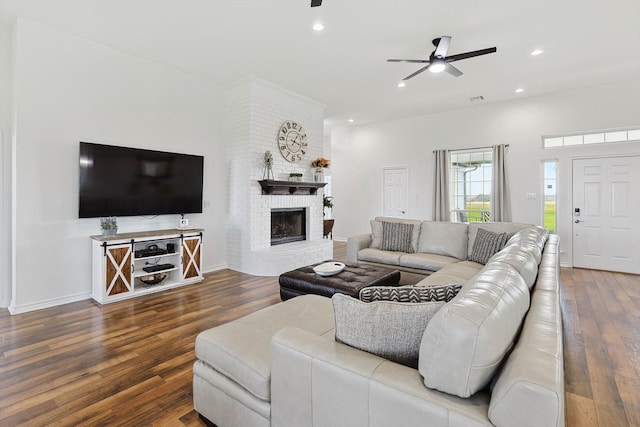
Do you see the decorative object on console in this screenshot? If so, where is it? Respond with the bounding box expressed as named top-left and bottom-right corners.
top-left (263, 150), bottom-right (274, 180)
top-left (139, 272), bottom-right (168, 286)
top-left (100, 216), bottom-right (118, 236)
top-left (278, 121), bottom-right (308, 163)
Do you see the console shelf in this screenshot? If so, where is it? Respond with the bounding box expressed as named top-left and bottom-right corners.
top-left (90, 228), bottom-right (203, 304)
top-left (258, 179), bottom-right (327, 195)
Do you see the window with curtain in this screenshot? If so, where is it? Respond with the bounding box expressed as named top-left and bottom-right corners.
top-left (449, 148), bottom-right (493, 222)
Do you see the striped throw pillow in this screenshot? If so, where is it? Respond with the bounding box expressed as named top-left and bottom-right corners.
top-left (469, 227), bottom-right (508, 264)
top-left (359, 284), bottom-right (462, 303)
top-left (380, 221), bottom-right (414, 253)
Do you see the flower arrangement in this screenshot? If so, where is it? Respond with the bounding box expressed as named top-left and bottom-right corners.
top-left (311, 157), bottom-right (331, 168)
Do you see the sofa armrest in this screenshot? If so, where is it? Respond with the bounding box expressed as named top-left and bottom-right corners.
top-left (346, 233), bottom-right (372, 266)
top-left (271, 327), bottom-right (491, 427)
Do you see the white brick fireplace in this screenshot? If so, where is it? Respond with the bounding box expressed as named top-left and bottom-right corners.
top-left (226, 77), bottom-right (332, 276)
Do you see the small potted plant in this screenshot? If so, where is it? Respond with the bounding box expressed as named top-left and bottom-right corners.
top-left (323, 195), bottom-right (335, 238)
top-left (289, 172), bottom-right (303, 182)
top-left (100, 216), bottom-right (118, 237)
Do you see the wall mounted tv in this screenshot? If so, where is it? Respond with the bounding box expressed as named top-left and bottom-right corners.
top-left (79, 142), bottom-right (204, 218)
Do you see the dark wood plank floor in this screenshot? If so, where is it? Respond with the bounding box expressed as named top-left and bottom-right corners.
top-left (0, 242), bottom-right (638, 426)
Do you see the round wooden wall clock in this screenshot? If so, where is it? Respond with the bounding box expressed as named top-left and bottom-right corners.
top-left (278, 121), bottom-right (308, 163)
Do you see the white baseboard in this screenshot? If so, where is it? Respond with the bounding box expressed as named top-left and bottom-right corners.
top-left (8, 292), bottom-right (91, 315)
top-left (332, 237), bottom-right (347, 242)
top-left (202, 263), bottom-right (228, 274)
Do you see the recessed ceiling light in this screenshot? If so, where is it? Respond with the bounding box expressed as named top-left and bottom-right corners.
top-left (515, 88), bottom-right (524, 93)
top-left (397, 81), bottom-right (406, 88)
top-left (348, 119), bottom-right (354, 123)
top-left (531, 49), bottom-right (543, 56)
top-left (312, 23), bottom-right (324, 31)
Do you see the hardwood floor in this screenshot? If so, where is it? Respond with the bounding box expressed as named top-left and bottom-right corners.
top-left (0, 241), bottom-right (638, 426)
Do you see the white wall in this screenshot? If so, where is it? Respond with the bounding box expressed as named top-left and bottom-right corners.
top-left (331, 79), bottom-right (640, 266)
top-left (7, 19), bottom-right (228, 312)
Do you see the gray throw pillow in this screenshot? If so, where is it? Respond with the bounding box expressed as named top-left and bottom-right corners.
top-left (380, 221), bottom-right (414, 253)
top-left (359, 284), bottom-right (462, 303)
top-left (469, 228), bottom-right (507, 264)
top-left (332, 294), bottom-right (444, 368)
top-left (370, 220), bottom-right (383, 249)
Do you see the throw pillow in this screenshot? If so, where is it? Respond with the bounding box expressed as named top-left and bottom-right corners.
top-left (380, 221), bottom-right (414, 253)
top-left (469, 228), bottom-right (508, 264)
top-left (359, 284), bottom-right (462, 303)
top-left (333, 293), bottom-right (444, 368)
top-left (370, 220), bottom-right (383, 249)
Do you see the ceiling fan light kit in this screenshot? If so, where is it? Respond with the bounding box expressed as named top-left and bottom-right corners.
top-left (388, 36), bottom-right (497, 80)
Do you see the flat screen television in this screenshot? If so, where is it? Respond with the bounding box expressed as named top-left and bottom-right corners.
top-left (79, 142), bottom-right (204, 218)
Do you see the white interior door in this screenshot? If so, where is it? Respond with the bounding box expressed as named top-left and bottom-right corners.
top-left (383, 167), bottom-right (408, 218)
top-left (572, 156), bottom-right (640, 274)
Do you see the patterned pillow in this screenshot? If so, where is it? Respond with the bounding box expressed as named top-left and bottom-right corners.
top-left (380, 221), bottom-right (414, 253)
top-left (359, 284), bottom-right (462, 303)
top-left (469, 227), bottom-right (508, 264)
top-left (332, 294), bottom-right (444, 368)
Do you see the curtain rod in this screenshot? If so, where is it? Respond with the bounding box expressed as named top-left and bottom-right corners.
top-left (433, 144), bottom-right (509, 153)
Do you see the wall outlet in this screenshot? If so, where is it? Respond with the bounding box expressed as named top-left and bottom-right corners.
top-left (525, 192), bottom-right (537, 200)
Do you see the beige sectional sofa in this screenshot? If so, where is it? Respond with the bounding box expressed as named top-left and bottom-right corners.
top-left (193, 223), bottom-right (564, 427)
top-left (347, 217), bottom-right (534, 284)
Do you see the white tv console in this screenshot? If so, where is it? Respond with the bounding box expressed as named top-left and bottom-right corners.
top-left (91, 228), bottom-right (203, 304)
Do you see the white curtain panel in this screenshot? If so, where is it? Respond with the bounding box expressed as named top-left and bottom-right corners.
top-left (490, 144), bottom-right (511, 222)
top-left (433, 149), bottom-right (450, 221)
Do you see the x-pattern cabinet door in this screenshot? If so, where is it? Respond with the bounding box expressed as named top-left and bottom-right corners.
top-left (105, 243), bottom-right (133, 297)
top-left (182, 236), bottom-right (202, 280)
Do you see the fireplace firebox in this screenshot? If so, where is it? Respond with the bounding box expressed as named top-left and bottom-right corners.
top-left (271, 208), bottom-right (306, 245)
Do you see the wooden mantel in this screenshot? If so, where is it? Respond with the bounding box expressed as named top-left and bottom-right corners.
top-left (258, 180), bottom-right (327, 195)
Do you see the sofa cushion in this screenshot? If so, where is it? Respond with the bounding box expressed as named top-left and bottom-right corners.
top-left (195, 295), bottom-right (335, 402)
top-left (398, 252), bottom-right (460, 271)
top-left (488, 245), bottom-right (540, 289)
top-left (358, 248), bottom-right (402, 265)
top-left (504, 226), bottom-right (549, 264)
top-left (467, 222), bottom-right (532, 259)
top-left (333, 294), bottom-right (444, 368)
top-left (417, 221), bottom-right (468, 260)
top-left (359, 284), bottom-right (462, 303)
top-left (469, 228), bottom-right (507, 264)
top-left (381, 221), bottom-right (415, 253)
top-left (419, 263), bottom-right (530, 398)
top-left (414, 260), bottom-right (484, 287)
top-left (374, 217), bottom-right (421, 252)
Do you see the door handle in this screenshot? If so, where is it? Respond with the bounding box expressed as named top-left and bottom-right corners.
top-left (574, 220), bottom-right (583, 223)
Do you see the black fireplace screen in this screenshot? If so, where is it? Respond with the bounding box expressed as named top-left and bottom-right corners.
top-left (271, 208), bottom-right (306, 245)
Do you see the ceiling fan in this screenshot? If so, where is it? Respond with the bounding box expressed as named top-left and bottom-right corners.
top-left (388, 36), bottom-right (496, 80)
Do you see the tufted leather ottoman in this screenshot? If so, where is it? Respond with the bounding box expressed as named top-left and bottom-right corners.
top-left (279, 262), bottom-right (401, 301)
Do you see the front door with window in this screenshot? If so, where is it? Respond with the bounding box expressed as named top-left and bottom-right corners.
top-left (572, 156), bottom-right (640, 274)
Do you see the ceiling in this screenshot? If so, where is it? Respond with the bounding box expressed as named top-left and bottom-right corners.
top-left (2, 0), bottom-right (640, 130)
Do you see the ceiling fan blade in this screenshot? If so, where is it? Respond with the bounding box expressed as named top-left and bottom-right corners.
top-left (387, 59), bottom-right (430, 63)
top-left (433, 36), bottom-right (451, 58)
top-left (402, 65), bottom-right (431, 81)
top-left (445, 63), bottom-right (463, 77)
top-left (446, 47), bottom-right (497, 63)
top-left (311, 0), bottom-right (322, 6)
